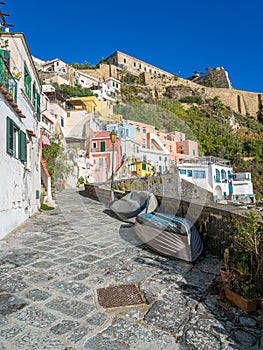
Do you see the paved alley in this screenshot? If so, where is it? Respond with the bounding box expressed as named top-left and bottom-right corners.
top-left (0, 189), bottom-right (262, 350)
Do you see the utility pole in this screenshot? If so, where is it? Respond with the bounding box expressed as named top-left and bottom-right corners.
top-left (0, 2), bottom-right (14, 29)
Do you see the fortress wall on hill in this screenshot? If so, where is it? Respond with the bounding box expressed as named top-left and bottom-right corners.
top-left (143, 72), bottom-right (262, 117)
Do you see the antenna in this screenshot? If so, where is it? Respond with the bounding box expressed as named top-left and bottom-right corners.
top-left (0, 1), bottom-right (14, 28)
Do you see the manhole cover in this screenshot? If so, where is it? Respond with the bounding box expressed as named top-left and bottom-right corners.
top-left (97, 284), bottom-right (145, 308)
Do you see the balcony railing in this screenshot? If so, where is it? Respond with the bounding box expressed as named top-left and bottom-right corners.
top-left (0, 61), bottom-right (18, 103)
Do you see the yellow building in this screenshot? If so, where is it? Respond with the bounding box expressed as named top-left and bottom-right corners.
top-left (131, 161), bottom-right (153, 177)
top-left (70, 96), bottom-right (106, 113)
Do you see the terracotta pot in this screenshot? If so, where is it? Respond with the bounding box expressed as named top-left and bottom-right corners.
top-left (220, 267), bottom-right (230, 282)
top-left (224, 286), bottom-right (258, 312)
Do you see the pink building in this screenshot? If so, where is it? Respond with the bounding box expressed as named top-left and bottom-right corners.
top-left (126, 120), bottom-right (198, 166)
top-left (89, 131), bottom-right (122, 183)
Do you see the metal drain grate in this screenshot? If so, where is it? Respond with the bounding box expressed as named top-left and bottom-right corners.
top-left (97, 284), bottom-right (145, 308)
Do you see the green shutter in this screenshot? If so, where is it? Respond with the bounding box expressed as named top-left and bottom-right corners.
top-left (6, 116), bottom-right (14, 155)
top-left (33, 83), bottom-right (40, 119)
top-left (24, 65), bottom-right (31, 99)
top-left (36, 92), bottom-right (40, 119)
top-left (0, 50), bottom-right (10, 90)
top-left (19, 130), bottom-right (27, 162)
top-left (100, 141), bottom-right (106, 152)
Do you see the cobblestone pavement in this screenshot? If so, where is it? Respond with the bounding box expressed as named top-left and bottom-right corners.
top-left (0, 189), bottom-right (262, 350)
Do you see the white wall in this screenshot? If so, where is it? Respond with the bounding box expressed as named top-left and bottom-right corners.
top-left (0, 95), bottom-right (40, 239)
top-left (0, 33), bottom-right (41, 239)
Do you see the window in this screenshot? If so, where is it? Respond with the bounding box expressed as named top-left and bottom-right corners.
top-left (193, 149), bottom-right (196, 156)
top-left (33, 83), bottom-right (40, 119)
top-left (164, 136), bottom-right (167, 141)
top-left (6, 117), bottom-right (27, 162)
top-left (42, 116), bottom-right (48, 125)
top-left (61, 118), bottom-right (64, 127)
top-left (136, 127), bottom-right (140, 132)
top-left (0, 49), bottom-right (10, 90)
top-left (187, 170), bottom-right (192, 177)
top-left (24, 64), bottom-right (31, 100)
top-left (179, 169), bottom-right (186, 175)
top-left (92, 142), bottom-right (97, 149)
top-left (159, 156), bottom-right (162, 161)
top-left (142, 129), bottom-right (146, 134)
top-left (100, 141), bottom-right (106, 152)
top-left (123, 58), bottom-right (126, 63)
top-left (221, 169), bottom-right (227, 180)
top-left (116, 83), bottom-right (119, 88)
top-left (134, 62), bottom-right (136, 67)
top-left (193, 170), bottom-right (206, 179)
top-left (215, 169), bottom-right (220, 182)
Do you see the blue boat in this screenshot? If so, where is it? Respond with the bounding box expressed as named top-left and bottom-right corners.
top-left (135, 212), bottom-right (203, 262)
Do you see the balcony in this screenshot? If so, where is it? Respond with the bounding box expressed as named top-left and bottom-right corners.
top-left (0, 76), bottom-right (18, 103)
top-left (0, 52), bottom-right (18, 103)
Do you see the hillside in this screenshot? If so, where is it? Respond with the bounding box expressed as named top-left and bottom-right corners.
top-left (115, 81), bottom-right (263, 199)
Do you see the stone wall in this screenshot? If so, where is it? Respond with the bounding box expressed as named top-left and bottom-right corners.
top-left (143, 72), bottom-right (263, 118)
top-left (80, 64), bottom-right (119, 80)
top-left (106, 51), bottom-right (173, 77)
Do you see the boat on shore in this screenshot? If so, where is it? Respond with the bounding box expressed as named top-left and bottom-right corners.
top-left (135, 212), bottom-right (203, 262)
top-left (110, 190), bottom-right (158, 222)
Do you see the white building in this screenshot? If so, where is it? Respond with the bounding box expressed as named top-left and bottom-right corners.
top-left (178, 157), bottom-right (254, 203)
top-left (76, 70), bottom-right (99, 88)
top-left (0, 32), bottom-right (42, 239)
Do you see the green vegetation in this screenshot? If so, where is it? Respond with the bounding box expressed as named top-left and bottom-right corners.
top-left (179, 96), bottom-right (203, 105)
top-left (40, 203), bottom-right (55, 211)
top-left (42, 136), bottom-right (71, 190)
top-left (116, 90), bottom-right (263, 196)
top-left (52, 83), bottom-right (93, 98)
top-left (71, 61), bottom-right (97, 70)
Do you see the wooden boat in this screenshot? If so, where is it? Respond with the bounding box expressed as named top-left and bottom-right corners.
top-left (135, 212), bottom-right (203, 262)
top-left (110, 191), bottom-right (158, 222)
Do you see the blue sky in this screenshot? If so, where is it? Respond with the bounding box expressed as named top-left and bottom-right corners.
top-left (5, 0), bottom-right (263, 92)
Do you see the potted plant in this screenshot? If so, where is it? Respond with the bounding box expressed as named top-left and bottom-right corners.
top-left (77, 176), bottom-right (84, 187)
top-left (222, 212), bottom-right (263, 311)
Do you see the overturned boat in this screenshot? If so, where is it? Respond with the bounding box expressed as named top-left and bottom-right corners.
top-left (110, 191), bottom-right (158, 222)
top-left (135, 212), bottom-right (203, 262)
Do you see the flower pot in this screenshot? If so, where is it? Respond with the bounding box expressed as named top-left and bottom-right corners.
top-left (224, 286), bottom-right (258, 312)
top-left (220, 267), bottom-right (230, 282)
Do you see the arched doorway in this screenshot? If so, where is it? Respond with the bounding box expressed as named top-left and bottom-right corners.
top-left (215, 185), bottom-right (223, 201)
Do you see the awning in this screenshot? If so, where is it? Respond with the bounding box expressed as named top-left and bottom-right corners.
top-left (42, 134), bottom-right (50, 148)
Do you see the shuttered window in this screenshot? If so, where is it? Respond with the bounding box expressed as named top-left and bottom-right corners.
top-left (6, 117), bottom-right (27, 163)
top-left (33, 83), bottom-right (41, 119)
top-left (19, 130), bottom-right (27, 162)
top-left (0, 49), bottom-right (10, 90)
top-left (6, 116), bottom-right (14, 155)
top-left (24, 64), bottom-right (31, 99)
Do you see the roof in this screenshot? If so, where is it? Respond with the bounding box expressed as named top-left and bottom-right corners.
top-left (1, 32), bottom-right (41, 88)
top-left (179, 156), bottom-right (231, 166)
top-left (92, 131), bottom-right (111, 138)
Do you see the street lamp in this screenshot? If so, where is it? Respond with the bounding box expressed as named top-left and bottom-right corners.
top-left (110, 129), bottom-right (117, 189)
